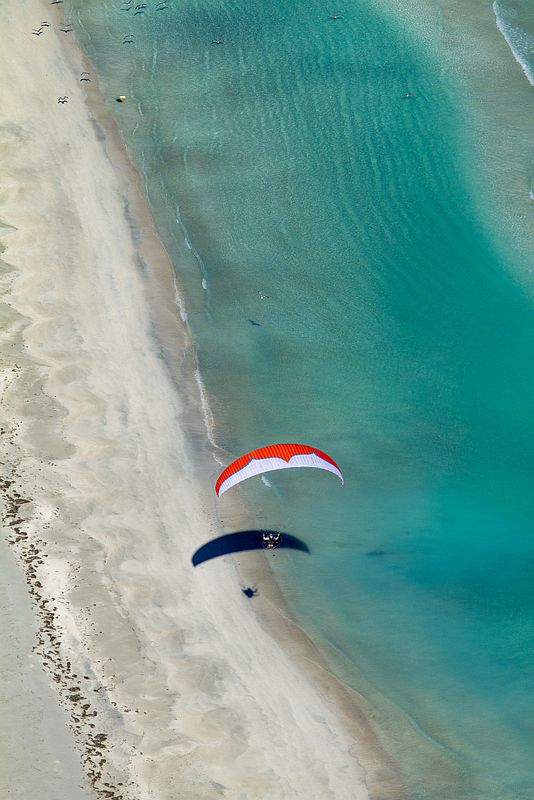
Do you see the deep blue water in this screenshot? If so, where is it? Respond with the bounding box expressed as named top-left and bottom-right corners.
top-left (69, 0), bottom-right (534, 796)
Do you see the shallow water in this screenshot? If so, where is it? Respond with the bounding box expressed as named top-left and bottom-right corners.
top-left (69, 0), bottom-right (534, 796)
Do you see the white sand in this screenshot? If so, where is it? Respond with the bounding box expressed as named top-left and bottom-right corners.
top-left (0, 1), bottom-right (400, 798)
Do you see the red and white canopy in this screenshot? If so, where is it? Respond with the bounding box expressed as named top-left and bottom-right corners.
top-left (215, 443), bottom-right (344, 496)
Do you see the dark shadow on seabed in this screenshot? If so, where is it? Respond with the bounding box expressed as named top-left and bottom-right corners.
top-left (192, 531), bottom-right (310, 567)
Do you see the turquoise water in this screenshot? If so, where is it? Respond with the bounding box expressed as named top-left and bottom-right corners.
top-left (69, 0), bottom-right (534, 797)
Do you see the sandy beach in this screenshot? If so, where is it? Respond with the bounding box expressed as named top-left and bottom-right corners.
top-left (0, 1), bottom-right (401, 798)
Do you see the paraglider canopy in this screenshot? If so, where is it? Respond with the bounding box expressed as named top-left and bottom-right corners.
top-left (215, 443), bottom-right (343, 496)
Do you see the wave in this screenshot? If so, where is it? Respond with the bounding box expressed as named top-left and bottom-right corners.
top-left (493, 1), bottom-right (534, 87)
top-left (175, 292), bottom-right (187, 322)
top-left (194, 367), bottom-right (224, 465)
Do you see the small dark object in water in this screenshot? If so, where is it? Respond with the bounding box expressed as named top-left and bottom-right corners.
top-left (242, 586), bottom-right (258, 598)
top-left (249, 319), bottom-right (261, 327)
top-left (328, 13), bottom-right (343, 19)
top-left (212, 38), bottom-right (224, 44)
top-left (403, 92), bottom-right (414, 99)
top-left (367, 549), bottom-right (388, 557)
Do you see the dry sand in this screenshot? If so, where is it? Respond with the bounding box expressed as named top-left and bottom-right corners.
top-left (0, 1), bottom-right (402, 798)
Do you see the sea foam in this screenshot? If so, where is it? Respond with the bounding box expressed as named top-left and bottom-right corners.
top-left (493, 1), bottom-right (534, 86)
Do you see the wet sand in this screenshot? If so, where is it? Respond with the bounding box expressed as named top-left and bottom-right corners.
top-left (0, 1), bottom-right (401, 798)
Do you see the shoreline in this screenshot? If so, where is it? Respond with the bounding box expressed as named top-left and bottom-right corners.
top-left (0, 1), bottom-right (401, 798)
top-left (37, 3), bottom-right (534, 800)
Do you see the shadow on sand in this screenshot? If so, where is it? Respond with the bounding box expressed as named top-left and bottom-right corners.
top-left (191, 530), bottom-right (310, 567)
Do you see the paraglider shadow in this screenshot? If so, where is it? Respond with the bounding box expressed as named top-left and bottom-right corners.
top-left (191, 530), bottom-right (310, 567)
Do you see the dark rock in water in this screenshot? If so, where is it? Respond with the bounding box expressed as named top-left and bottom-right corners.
top-left (367, 549), bottom-right (388, 557)
top-left (249, 319), bottom-right (261, 326)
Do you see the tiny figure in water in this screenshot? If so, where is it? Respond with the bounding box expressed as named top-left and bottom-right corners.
top-left (403, 92), bottom-right (414, 99)
top-left (249, 319), bottom-right (261, 326)
top-left (242, 586), bottom-right (258, 598)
